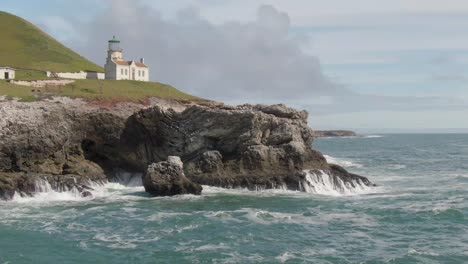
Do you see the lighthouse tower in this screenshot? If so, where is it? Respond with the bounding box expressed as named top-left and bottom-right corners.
top-left (106, 36), bottom-right (123, 62)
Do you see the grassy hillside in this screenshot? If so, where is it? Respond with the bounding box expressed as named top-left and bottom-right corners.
top-left (0, 11), bottom-right (202, 103)
top-left (0, 79), bottom-right (199, 102)
top-left (0, 11), bottom-right (103, 72)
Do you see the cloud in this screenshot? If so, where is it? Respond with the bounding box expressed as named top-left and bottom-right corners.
top-left (302, 93), bottom-right (468, 116)
top-left (431, 74), bottom-right (467, 82)
top-left (59, 0), bottom-right (467, 117)
top-left (72, 0), bottom-right (347, 104)
top-left (37, 16), bottom-right (80, 44)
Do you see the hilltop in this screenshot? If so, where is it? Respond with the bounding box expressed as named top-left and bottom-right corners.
top-left (0, 11), bottom-right (200, 102)
top-left (0, 11), bottom-right (102, 72)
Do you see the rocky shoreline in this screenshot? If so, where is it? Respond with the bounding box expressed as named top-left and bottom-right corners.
top-left (0, 98), bottom-right (373, 199)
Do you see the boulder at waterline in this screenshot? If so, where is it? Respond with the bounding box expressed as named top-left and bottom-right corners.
top-left (143, 156), bottom-right (203, 196)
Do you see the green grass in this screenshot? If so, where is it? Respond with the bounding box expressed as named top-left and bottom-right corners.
top-left (64, 80), bottom-right (199, 101)
top-left (0, 11), bottom-right (202, 103)
top-left (14, 71), bottom-right (51, 81)
top-left (0, 80), bottom-right (39, 101)
top-left (0, 79), bottom-right (200, 102)
top-left (0, 11), bottom-right (103, 72)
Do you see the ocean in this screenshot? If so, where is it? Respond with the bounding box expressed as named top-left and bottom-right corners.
top-left (1, 134), bottom-right (467, 263)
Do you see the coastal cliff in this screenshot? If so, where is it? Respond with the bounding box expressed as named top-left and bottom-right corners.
top-left (0, 99), bottom-right (372, 199)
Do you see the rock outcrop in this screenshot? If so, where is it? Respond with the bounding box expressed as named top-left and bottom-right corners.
top-left (143, 156), bottom-right (202, 196)
top-left (0, 99), bottom-right (373, 199)
top-left (118, 104), bottom-right (344, 190)
top-left (0, 99), bottom-right (129, 199)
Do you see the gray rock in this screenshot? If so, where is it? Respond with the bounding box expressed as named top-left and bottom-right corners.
top-left (120, 104), bottom-right (336, 190)
top-left (0, 101), bottom-right (126, 199)
top-left (0, 100), bottom-right (373, 199)
top-left (143, 157), bottom-right (202, 196)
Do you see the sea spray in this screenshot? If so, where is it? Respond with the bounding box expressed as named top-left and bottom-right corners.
top-left (13, 179), bottom-right (86, 203)
top-left (301, 170), bottom-right (372, 196)
top-left (111, 170), bottom-right (143, 187)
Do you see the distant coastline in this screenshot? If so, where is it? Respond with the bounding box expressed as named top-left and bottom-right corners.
top-left (314, 130), bottom-right (357, 138)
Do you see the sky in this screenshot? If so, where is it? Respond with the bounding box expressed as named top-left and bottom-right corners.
top-left (2, 0), bottom-right (468, 132)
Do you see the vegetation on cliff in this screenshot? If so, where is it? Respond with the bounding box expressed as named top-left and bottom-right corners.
top-left (0, 79), bottom-right (199, 102)
top-left (0, 11), bottom-right (201, 102)
top-left (0, 11), bottom-right (102, 72)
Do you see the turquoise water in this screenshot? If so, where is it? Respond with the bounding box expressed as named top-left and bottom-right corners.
top-left (1, 134), bottom-right (467, 263)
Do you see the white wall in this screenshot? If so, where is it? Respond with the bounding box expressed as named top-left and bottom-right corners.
top-left (112, 64), bottom-right (149, 81)
top-left (11, 79), bottom-right (75, 87)
top-left (105, 60), bottom-right (150, 81)
top-left (47, 71), bottom-right (105, 80)
top-left (48, 71), bottom-right (87, 79)
top-left (117, 65), bottom-right (128, 80)
top-left (132, 66), bottom-right (149, 82)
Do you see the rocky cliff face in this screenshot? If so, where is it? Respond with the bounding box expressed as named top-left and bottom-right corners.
top-left (118, 104), bottom-right (329, 190)
top-left (0, 98), bottom-right (132, 198)
top-left (0, 99), bottom-right (373, 199)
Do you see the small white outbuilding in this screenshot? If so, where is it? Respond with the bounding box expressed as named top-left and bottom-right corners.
top-left (0, 67), bottom-right (15, 80)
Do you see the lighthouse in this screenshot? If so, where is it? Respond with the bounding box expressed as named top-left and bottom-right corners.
top-left (104, 36), bottom-right (149, 81)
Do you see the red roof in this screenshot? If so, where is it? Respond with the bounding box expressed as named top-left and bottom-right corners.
top-left (113, 60), bottom-right (148, 68)
top-left (135, 62), bottom-right (148, 68)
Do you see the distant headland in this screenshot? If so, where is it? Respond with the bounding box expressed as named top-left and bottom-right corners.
top-left (314, 130), bottom-right (358, 138)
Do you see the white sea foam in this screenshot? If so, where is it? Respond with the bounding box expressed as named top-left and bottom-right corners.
top-left (148, 212), bottom-right (192, 222)
top-left (234, 207), bottom-right (379, 227)
top-left (301, 170), bottom-right (372, 196)
top-left (323, 155), bottom-right (363, 168)
top-left (204, 211), bottom-right (243, 223)
top-left (202, 185), bottom-right (298, 196)
top-left (10, 179), bottom-right (147, 204)
top-left (194, 243), bottom-right (230, 251)
top-left (319, 135), bottom-right (383, 139)
top-left (93, 232), bottom-right (160, 249)
top-left (364, 135), bottom-right (384, 138)
top-left (203, 170), bottom-right (376, 197)
top-left (244, 210), bottom-right (311, 225)
top-left (7, 163), bottom-right (374, 205)
top-left (408, 248), bottom-right (440, 257)
top-left (11, 179), bottom-right (88, 203)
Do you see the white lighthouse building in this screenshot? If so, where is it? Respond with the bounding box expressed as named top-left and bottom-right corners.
top-left (104, 36), bottom-right (149, 81)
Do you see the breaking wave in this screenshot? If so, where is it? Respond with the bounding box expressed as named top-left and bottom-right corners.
top-left (300, 170), bottom-right (372, 196)
top-left (11, 179), bottom-right (89, 203)
top-left (7, 167), bottom-right (374, 203)
top-left (10, 179), bottom-right (146, 204)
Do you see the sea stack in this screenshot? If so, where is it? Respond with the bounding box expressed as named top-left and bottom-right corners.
top-left (143, 156), bottom-right (203, 196)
